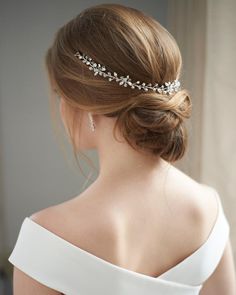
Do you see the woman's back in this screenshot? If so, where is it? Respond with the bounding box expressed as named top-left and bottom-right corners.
top-left (30, 164), bottom-right (220, 278)
top-left (9, 163), bottom-right (234, 294)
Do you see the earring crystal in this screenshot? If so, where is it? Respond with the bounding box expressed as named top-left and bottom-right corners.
top-left (88, 112), bottom-right (95, 132)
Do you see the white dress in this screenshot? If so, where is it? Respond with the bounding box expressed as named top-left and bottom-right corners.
top-left (8, 189), bottom-right (230, 295)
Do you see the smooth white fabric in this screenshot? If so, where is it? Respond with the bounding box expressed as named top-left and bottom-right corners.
top-left (8, 189), bottom-right (230, 295)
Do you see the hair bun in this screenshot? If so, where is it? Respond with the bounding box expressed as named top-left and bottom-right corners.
top-left (116, 89), bottom-right (192, 162)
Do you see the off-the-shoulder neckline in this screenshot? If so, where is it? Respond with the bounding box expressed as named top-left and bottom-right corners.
top-left (24, 190), bottom-right (221, 280)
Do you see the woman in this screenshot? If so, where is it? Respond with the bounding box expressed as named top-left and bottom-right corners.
top-left (8, 3), bottom-right (236, 295)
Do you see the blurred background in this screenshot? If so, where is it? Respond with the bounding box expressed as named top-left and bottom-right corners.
top-left (0, 0), bottom-right (235, 294)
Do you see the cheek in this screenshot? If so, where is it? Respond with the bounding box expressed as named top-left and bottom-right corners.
top-left (59, 99), bottom-right (72, 140)
top-left (59, 99), bottom-right (67, 127)
top-left (59, 99), bottom-right (65, 118)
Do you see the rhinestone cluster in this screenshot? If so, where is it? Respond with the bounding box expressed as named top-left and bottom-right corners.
top-left (74, 51), bottom-right (181, 95)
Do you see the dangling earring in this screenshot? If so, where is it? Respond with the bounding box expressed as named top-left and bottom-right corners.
top-left (88, 112), bottom-right (95, 132)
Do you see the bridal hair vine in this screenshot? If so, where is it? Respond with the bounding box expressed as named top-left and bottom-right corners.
top-left (74, 50), bottom-right (181, 95)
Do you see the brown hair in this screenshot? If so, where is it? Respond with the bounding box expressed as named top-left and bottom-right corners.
top-left (45, 3), bottom-right (191, 169)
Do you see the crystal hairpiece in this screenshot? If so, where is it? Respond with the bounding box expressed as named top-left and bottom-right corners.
top-left (74, 50), bottom-right (181, 95)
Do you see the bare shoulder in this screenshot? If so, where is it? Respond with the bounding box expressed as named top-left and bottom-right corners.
top-left (29, 195), bottom-right (114, 258)
top-left (167, 165), bottom-right (219, 220)
top-left (29, 199), bottom-right (72, 233)
top-left (164, 165), bottom-right (226, 249)
top-left (29, 193), bottom-right (105, 232)
top-left (194, 184), bottom-right (221, 237)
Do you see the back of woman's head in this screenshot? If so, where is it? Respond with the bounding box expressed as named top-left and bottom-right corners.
top-left (45, 3), bottom-right (192, 163)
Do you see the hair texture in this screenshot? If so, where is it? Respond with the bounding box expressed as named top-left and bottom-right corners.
top-left (45, 3), bottom-right (192, 166)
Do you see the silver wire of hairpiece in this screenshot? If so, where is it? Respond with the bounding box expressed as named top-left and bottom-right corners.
top-left (74, 50), bottom-right (181, 95)
top-left (88, 112), bottom-right (95, 132)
